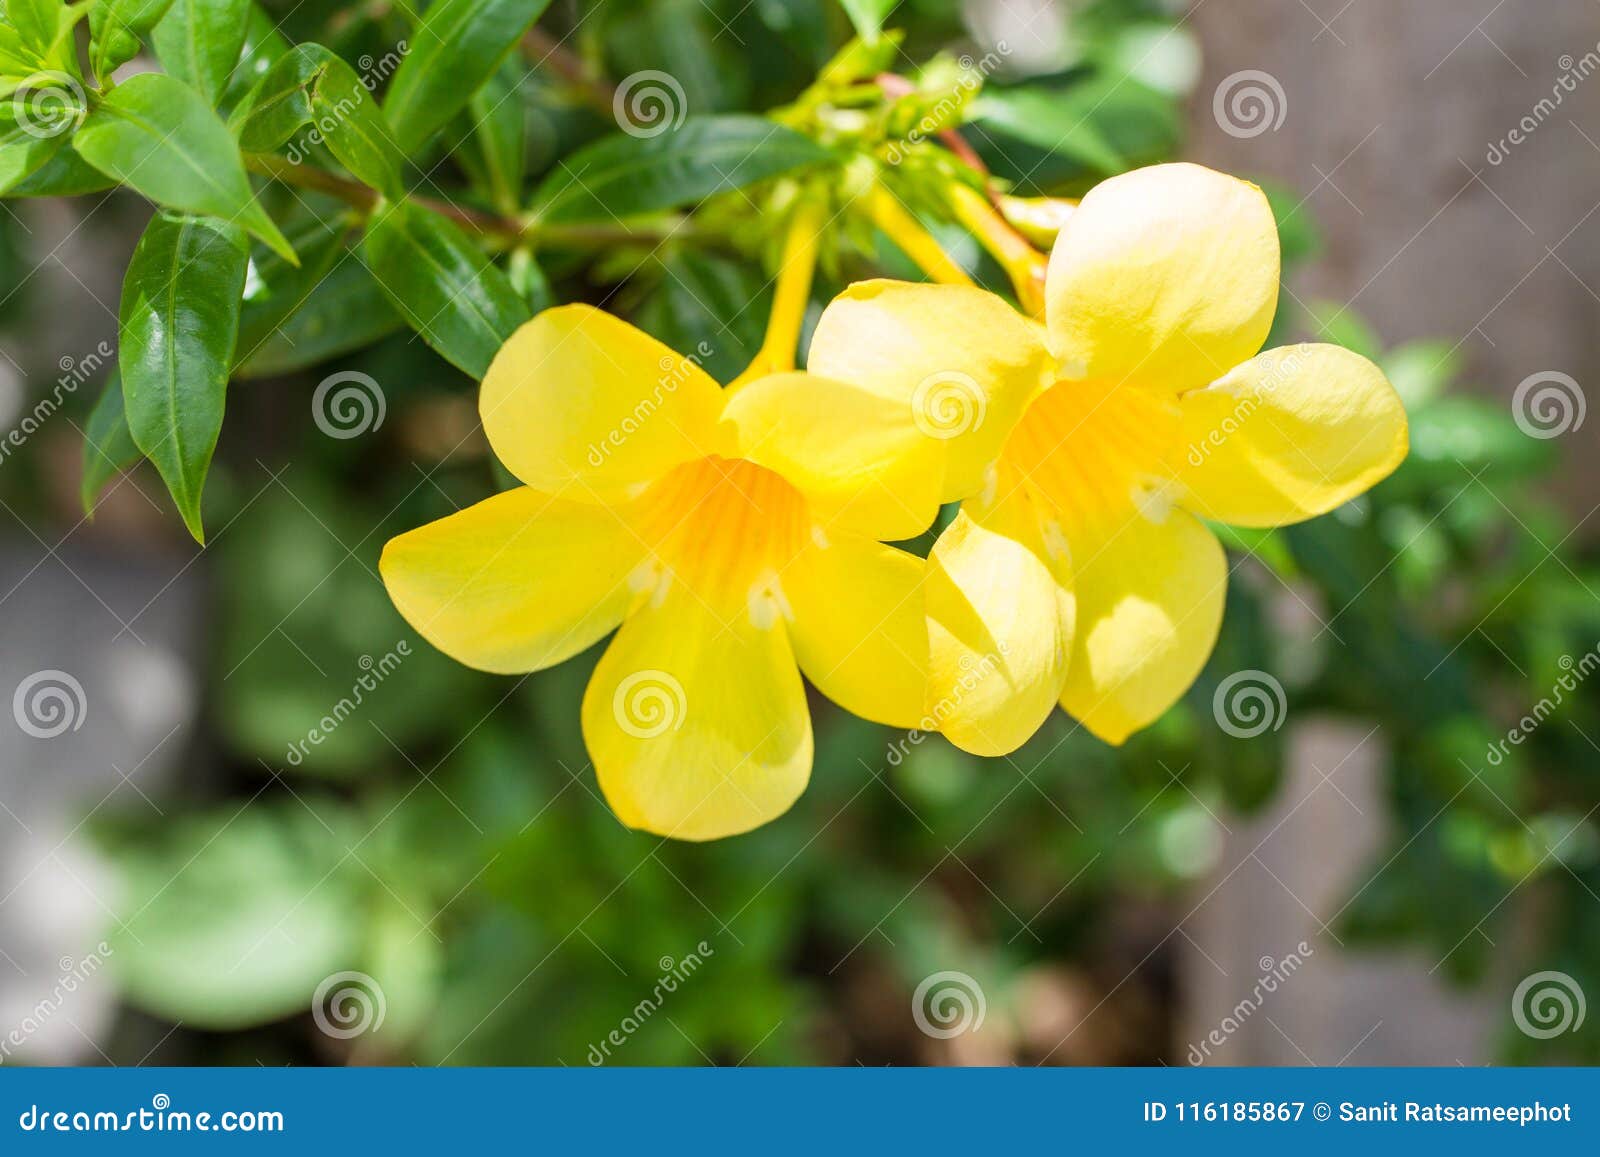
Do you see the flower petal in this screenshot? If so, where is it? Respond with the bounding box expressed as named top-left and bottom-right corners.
top-left (1175, 344), bottom-right (1409, 527)
top-left (785, 534), bottom-right (927, 729)
top-left (582, 578), bottom-right (811, 841)
top-left (1058, 508), bottom-right (1226, 745)
top-left (480, 305), bottom-right (724, 495)
top-left (806, 280), bottom-right (1054, 499)
top-left (1044, 163), bottom-right (1279, 394)
top-left (924, 478), bottom-right (1073, 757)
top-left (720, 372), bottom-right (945, 541)
top-left (380, 487), bottom-right (644, 674)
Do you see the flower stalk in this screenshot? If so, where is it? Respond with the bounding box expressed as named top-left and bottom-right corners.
top-left (865, 184), bottom-right (973, 288)
top-left (947, 182), bottom-right (1047, 317)
top-left (730, 198), bottom-right (827, 388)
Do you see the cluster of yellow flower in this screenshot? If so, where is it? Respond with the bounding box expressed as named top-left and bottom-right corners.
top-left (379, 163), bottom-right (1409, 841)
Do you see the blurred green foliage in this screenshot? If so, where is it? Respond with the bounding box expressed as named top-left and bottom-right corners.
top-left (0, 0), bottom-right (1594, 1066)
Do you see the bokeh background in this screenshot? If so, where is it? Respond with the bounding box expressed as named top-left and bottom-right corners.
top-left (2, 0), bottom-right (1599, 1066)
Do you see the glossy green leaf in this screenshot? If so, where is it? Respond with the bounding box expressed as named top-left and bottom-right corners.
top-left (236, 254), bottom-right (402, 378)
top-left (118, 212), bottom-right (249, 543)
top-left (528, 116), bottom-right (832, 224)
top-left (88, 0), bottom-right (177, 81)
top-left (0, 99), bottom-right (64, 193)
top-left (362, 200), bottom-right (529, 377)
top-left (220, 2), bottom-right (290, 108)
top-left (150, 0), bottom-right (250, 106)
top-left (232, 43), bottom-right (404, 197)
top-left (456, 61), bottom-right (524, 214)
top-left (80, 370), bottom-right (142, 514)
top-left (235, 209), bottom-right (352, 367)
top-left (382, 0), bottom-right (553, 153)
top-left (74, 72), bottom-right (295, 261)
top-left (4, 140), bottom-right (115, 195)
top-left (970, 86), bottom-right (1126, 175)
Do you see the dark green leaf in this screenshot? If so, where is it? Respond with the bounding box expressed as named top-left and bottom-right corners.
top-left (219, 2), bottom-right (291, 108)
top-left (88, 0), bottom-right (177, 81)
top-left (236, 254), bottom-right (402, 378)
top-left (0, 100), bottom-right (65, 194)
top-left (382, 0), bottom-right (553, 153)
top-left (150, 0), bottom-right (250, 106)
top-left (455, 61), bottom-right (525, 214)
top-left (80, 370), bottom-right (142, 514)
top-left (970, 86), bottom-right (1126, 175)
top-left (235, 208), bottom-right (352, 367)
top-left (232, 43), bottom-right (404, 197)
top-left (74, 72), bottom-right (295, 260)
top-left (362, 200), bottom-right (529, 376)
top-left (4, 141), bottom-right (116, 195)
top-left (118, 212), bottom-right (249, 542)
top-left (529, 116), bottom-right (832, 224)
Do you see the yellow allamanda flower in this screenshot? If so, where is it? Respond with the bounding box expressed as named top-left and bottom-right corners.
top-left (808, 162), bottom-right (1410, 753)
top-left (378, 305), bottom-right (1022, 840)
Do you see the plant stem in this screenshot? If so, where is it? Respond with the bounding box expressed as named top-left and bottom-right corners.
top-left (947, 183), bottom-right (1047, 317)
top-left (522, 27), bottom-right (616, 116)
top-left (865, 184), bottom-right (974, 288)
top-left (729, 197), bottom-right (825, 388)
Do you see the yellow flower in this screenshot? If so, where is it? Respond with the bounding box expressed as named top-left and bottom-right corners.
top-left (809, 162), bottom-right (1410, 753)
top-left (379, 305), bottom-right (1020, 840)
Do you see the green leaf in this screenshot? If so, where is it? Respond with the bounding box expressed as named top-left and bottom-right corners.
top-left (0, 99), bottom-right (64, 193)
top-left (150, 0), bottom-right (250, 106)
top-left (235, 209), bottom-right (352, 368)
top-left (73, 72), bottom-right (295, 261)
top-left (219, 2), bottom-right (290, 108)
top-left (118, 212), bottom-right (249, 543)
top-left (2, 0), bottom-right (72, 70)
top-left (970, 86), bottom-right (1126, 175)
top-left (88, 0), bottom-right (177, 81)
top-left (3, 140), bottom-right (114, 195)
top-left (529, 115), bottom-right (832, 224)
top-left (80, 370), bottom-right (142, 514)
top-left (382, 0), bottom-right (553, 154)
top-left (837, 0), bottom-right (896, 45)
top-left (232, 43), bottom-right (404, 197)
top-left (362, 200), bottom-right (529, 377)
top-left (455, 60), bottom-right (524, 214)
top-left (235, 254), bottom-right (402, 378)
